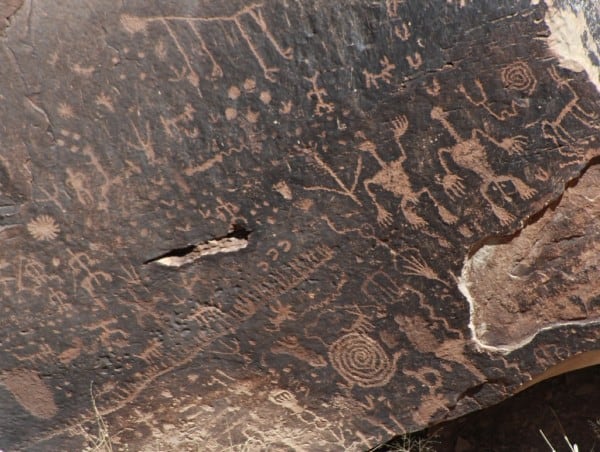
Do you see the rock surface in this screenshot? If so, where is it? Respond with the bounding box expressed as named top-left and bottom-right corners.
top-left (426, 363), bottom-right (600, 451)
top-left (0, 0), bottom-right (600, 450)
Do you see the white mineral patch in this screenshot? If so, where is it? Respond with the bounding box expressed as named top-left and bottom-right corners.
top-left (544, 0), bottom-right (600, 92)
top-left (460, 251), bottom-right (600, 354)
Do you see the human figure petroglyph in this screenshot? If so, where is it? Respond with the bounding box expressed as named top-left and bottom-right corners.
top-left (66, 168), bottom-right (95, 208)
top-left (305, 72), bottom-right (335, 117)
top-left (541, 66), bottom-right (600, 150)
top-left (431, 106), bottom-right (535, 225)
top-left (268, 389), bottom-right (331, 430)
top-left (460, 62), bottom-right (536, 120)
top-left (360, 115), bottom-right (458, 227)
top-left (160, 104), bottom-right (199, 143)
top-left (266, 299), bottom-right (296, 331)
top-left (459, 79), bottom-right (521, 121)
top-left (66, 249), bottom-right (113, 300)
top-left (363, 56), bottom-right (395, 89)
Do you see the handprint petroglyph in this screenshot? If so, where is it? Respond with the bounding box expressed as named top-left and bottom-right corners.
top-left (431, 106), bottom-right (535, 225)
top-left (361, 115), bottom-right (458, 227)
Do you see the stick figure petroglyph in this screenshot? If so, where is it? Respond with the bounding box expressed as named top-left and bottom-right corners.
top-left (363, 56), bottom-right (395, 89)
top-left (541, 66), bottom-right (600, 151)
top-left (431, 106), bottom-right (536, 225)
top-left (360, 115), bottom-right (458, 227)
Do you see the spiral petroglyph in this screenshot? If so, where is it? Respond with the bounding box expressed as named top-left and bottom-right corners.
top-left (501, 61), bottom-right (537, 95)
top-left (328, 332), bottom-right (398, 388)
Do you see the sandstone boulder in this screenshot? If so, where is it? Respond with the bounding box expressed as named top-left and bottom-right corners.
top-left (0, 0), bottom-right (600, 450)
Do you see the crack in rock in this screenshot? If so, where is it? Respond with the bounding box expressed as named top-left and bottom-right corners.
top-left (460, 159), bottom-right (600, 353)
top-left (145, 225), bottom-right (250, 267)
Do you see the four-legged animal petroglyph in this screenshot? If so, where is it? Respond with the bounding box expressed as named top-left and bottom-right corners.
top-left (121, 3), bottom-right (292, 84)
top-left (541, 67), bottom-right (600, 151)
top-left (361, 115), bottom-right (458, 227)
top-left (431, 106), bottom-right (536, 225)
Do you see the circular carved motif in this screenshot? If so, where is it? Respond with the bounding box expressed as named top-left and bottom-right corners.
top-left (328, 332), bottom-right (397, 388)
top-left (501, 61), bottom-right (537, 95)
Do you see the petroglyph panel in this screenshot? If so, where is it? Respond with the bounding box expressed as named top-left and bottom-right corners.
top-left (1, 0), bottom-right (600, 450)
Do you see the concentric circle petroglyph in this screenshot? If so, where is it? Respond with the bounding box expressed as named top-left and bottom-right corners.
top-left (328, 332), bottom-right (397, 388)
top-left (501, 61), bottom-right (537, 95)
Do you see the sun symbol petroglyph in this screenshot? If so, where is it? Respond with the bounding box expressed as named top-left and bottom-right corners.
top-left (121, 4), bottom-right (292, 83)
top-left (95, 93), bottom-right (115, 113)
top-left (57, 102), bottom-right (75, 119)
top-left (361, 115), bottom-right (458, 227)
top-left (27, 215), bottom-right (60, 241)
top-left (328, 332), bottom-right (399, 388)
top-left (501, 61), bottom-right (537, 95)
top-left (431, 106), bottom-right (536, 225)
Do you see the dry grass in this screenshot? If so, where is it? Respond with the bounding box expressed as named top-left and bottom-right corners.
top-left (539, 429), bottom-right (579, 452)
top-left (369, 433), bottom-right (438, 452)
top-left (80, 383), bottom-right (114, 452)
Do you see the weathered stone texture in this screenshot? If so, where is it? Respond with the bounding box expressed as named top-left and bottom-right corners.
top-left (0, 0), bottom-right (599, 450)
